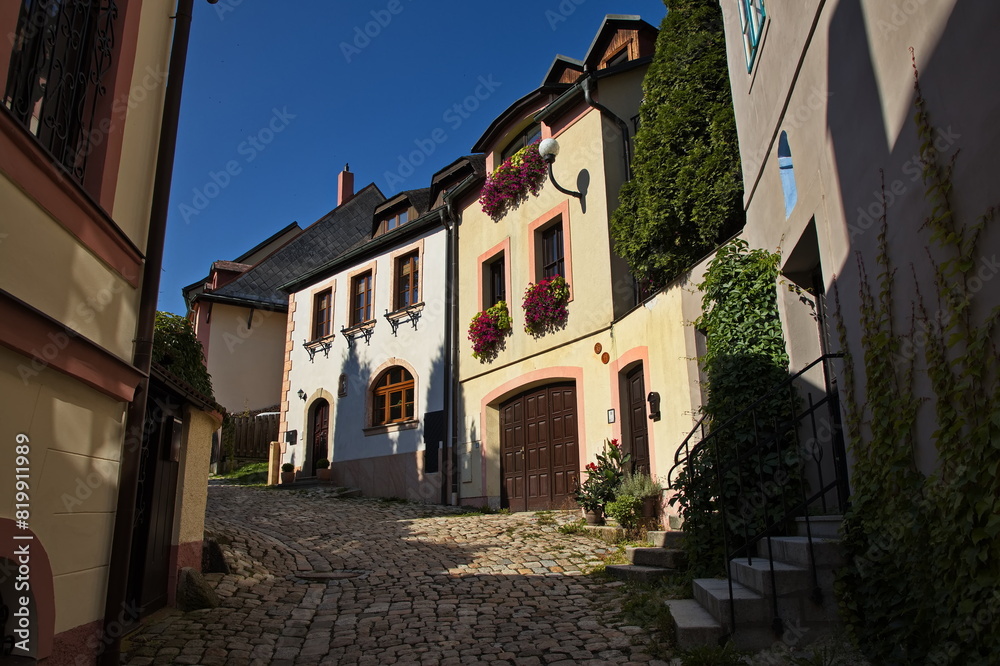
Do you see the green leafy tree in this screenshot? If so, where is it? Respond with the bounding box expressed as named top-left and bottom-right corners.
top-left (611, 0), bottom-right (744, 286)
top-left (152, 311), bottom-right (214, 400)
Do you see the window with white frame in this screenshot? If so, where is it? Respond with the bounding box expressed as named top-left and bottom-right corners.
top-left (738, 0), bottom-right (766, 71)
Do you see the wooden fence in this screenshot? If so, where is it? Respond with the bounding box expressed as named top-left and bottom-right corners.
top-left (226, 408), bottom-right (279, 462)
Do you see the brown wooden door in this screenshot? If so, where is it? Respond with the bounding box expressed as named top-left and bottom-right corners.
top-left (311, 400), bottom-right (329, 474)
top-left (501, 383), bottom-right (579, 510)
top-left (625, 366), bottom-right (651, 474)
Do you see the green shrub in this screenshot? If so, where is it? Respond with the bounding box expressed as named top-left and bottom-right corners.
top-left (152, 311), bottom-right (214, 399)
top-left (617, 472), bottom-right (662, 498)
top-left (315, 458), bottom-right (330, 469)
top-left (281, 463), bottom-right (294, 473)
top-left (605, 495), bottom-right (643, 531)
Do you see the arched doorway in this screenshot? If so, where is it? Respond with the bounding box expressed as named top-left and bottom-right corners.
top-left (500, 382), bottom-right (579, 511)
top-left (309, 399), bottom-right (330, 475)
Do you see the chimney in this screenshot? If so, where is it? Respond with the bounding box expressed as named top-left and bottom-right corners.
top-left (338, 163), bottom-right (354, 206)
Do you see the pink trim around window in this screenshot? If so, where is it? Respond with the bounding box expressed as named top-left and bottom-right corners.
top-left (527, 200), bottom-right (574, 301)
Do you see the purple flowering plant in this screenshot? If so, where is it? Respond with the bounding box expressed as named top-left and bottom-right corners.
top-left (468, 300), bottom-right (512, 362)
top-left (479, 141), bottom-right (547, 222)
top-left (521, 275), bottom-right (570, 336)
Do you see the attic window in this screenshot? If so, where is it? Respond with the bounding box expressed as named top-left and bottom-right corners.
top-left (501, 123), bottom-right (542, 163)
top-left (606, 46), bottom-right (629, 68)
top-left (377, 208), bottom-right (409, 235)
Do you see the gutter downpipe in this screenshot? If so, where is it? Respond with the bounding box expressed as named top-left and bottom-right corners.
top-left (442, 175), bottom-right (475, 506)
top-left (101, 1), bottom-right (195, 662)
top-left (581, 72), bottom-right (632, 181)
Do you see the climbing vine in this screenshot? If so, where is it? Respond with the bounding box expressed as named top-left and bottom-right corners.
top-left (834, 52), bottom-right (1000, 665)
top-left (671, 239), bottom-right (795, 576)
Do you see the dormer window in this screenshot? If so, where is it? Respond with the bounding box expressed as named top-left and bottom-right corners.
top-left (376, 208), bottom-right (409, 236)
top-left (606, 46), bottom-right (629, 68)
top-left (501, 123), bottom-right (542, 163)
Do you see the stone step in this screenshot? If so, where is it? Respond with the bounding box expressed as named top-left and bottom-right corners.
top-left (626, 546), bottom-right (688, 570)
top-left (760, 536), bottom-right (844, 569)
top-left (794, 515), bottom-right (842, 539)
top-left (604, 564), bottom-right (675, 584)
top-left (583, 525), bottom-right (627, 543)
top-left (666, 599), bottom-right (725, 649)
top-left (646, 530), bottom-right (685, 549)
top-left (693, 578), bottom-right (769, 627)
top-left (731, 557), bottom-right (811, 597)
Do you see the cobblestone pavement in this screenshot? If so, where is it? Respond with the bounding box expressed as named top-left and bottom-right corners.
top-left (123, 484), bottom-right (669, 666)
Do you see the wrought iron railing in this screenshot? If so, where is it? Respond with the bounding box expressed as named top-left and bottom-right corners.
top-left (668, 353), bottom-right (850, 638)
top-left (2, 0), bottom-right (118, 188)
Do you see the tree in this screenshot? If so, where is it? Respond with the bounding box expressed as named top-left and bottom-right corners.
top-left (611, 0), bottom-right (744, 286)
top-left (153, 311), bottom-right (214, 399)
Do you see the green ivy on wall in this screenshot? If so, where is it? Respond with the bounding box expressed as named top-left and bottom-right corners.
top-left (834, 53), bottom-right (1000, 665)
top-left (671, 239), bottom-right (795, 575)
top-left (152, 311), bottom-right (214, 400)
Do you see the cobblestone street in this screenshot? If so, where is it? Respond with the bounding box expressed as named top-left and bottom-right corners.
top-left (123, 483), bottom-right (667, 665)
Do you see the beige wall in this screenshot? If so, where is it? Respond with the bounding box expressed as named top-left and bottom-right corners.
top-left (0, 345), bottom-right (123, 634)
top-left (206, 303), bottom-right (287, 412)
top-left (175, 406), bottom-right (217, 546)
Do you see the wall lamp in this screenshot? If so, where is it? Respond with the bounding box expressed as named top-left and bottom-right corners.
top-left (297, 389), bottom-right (307, 401)
top-left (538, 138), bottom-right (582, 199)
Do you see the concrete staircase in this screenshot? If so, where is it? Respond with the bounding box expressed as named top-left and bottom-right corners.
top-left (666, 528), bottom-right (844, 651)
top-left (606, 530), bottom-right (688, 583)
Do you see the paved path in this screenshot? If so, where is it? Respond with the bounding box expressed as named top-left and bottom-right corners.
top-left (124, 484), bottom-right (667, 665)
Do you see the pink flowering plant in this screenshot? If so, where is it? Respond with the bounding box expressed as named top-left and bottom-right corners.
top-left (573, 438), bottom-right (632, 511)
top-left (468, 301), bottom-right (512, 362)
top-left (479, 141), bottom-right (547, 222)
top-left (521, 275), bottom-right (570, 336)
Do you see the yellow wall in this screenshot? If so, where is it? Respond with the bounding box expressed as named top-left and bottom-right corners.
top-left (175, 406), bottom-right (216, 546)
top-left (0, 345), bottom-right (124, 633)
top-left (206, 303), bottom-right (287, 412)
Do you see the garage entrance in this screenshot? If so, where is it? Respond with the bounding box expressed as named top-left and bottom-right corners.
top-left (500, 383), bottom-right (580, 511)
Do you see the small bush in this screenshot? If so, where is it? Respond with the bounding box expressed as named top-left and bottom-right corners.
top-left (606, 495), bottom-right (643, 531)
top-left (315, 458), bottom-right (330, 469)
top-left (281, 463), bottom-right (294, 473)
top-left (558, 519), bottom-right (587, 535)
top-left (617, 472), bottom-right (663, 498)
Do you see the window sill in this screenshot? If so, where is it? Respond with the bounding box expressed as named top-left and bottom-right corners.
top-left (363, 419), bottom-right (419, 437)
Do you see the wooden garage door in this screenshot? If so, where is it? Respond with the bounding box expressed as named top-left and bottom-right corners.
top-left (501, 383), bottom-right (579, 511)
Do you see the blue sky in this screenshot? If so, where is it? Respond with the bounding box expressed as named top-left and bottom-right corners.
top-left (159, 0), bottom-right (667, 315)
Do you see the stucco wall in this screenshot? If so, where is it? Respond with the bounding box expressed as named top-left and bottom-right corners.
top-left (0, 345), bottom-right (121, 636)
top-left (206, 303), bottom-right (286, 412)
top-left (282, 225), bottom-right (448, 502)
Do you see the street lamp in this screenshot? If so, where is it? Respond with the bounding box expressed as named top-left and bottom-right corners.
top-left (538, 138), bottom-right (582, 199)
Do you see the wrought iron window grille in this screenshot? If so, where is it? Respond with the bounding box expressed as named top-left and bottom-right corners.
top-left (383, 303), bottom-right (423, 336)
top-left (3, 1), bottom-right (119, 189)
top-left (340, 321), bottom-right (375, 347)
top-left (302, 337), bottom-right (333, 362)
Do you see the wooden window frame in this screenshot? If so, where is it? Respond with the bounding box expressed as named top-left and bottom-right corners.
top-left (376, 207), bottom-right (410, 236)
top-left (476, 237), bottom-right (511, 312)
top-left (540, 221), bottom-right (565, 280)
top-left (394, 250), bottom-right (420, 310)
top-left (487, 253), bottom-right (506, 308)
top-left (500, 122), bottom-right (542, 163)
top-left (349, 270), bottom-right (374, 326)
top-left (527, 201), bottom-right (574, 300)
top-left (371, 366), bottom-right (415, 426)
top-left (312, 288), bottom-right (333, 340)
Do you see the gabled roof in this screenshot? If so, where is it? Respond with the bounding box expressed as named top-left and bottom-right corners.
top-left (541, 54), bottom-right (584, 86)
top-left (375, 187), bottom-right (432, 218)
top-left (430, 154), bottom-right (486, 205)
top-left (204, 184), bottom-right (385, 309)
top-left (233, 221), bottom-right (301, 263)
top-left (471, 85), bottom-right (569, 154)
top-left (581, 15), bottom-right (658, 71)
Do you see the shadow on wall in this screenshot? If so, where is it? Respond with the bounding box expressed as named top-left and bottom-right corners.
top-left (328, 341), bottom-right (448, 504)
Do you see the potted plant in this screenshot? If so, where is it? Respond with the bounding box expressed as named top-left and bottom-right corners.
top-left (280, 462), bottom-right (295, 485)
top-left (522, 276), bottom-right (570, 336)
top-left (573, 439), bottom-right (631, 524)
top-left (315, 458), bottom-right (331, 482)
top-left (468, 301), bottom-right (512, 362)
top-left (617, 471), bottom-right (663, 527)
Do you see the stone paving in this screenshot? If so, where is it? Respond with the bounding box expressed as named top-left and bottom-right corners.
top-left (123, 484), bottom-right (669, 665)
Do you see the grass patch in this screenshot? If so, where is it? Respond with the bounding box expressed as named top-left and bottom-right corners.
top-left (214, 462), bottom-right (269, 485)
top-left (533, 510), bottom-right (556, 526)
top-left (558, 519), bottom-right (588, 535)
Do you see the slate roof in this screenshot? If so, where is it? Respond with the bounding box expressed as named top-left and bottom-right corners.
top-left (206, 184), bottom-right (385, 309)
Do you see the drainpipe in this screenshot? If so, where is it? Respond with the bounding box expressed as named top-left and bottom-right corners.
top-left (101, 1), bottom-right (197, 662)
top-left (442, 175), bottom-right (475, 506)
top-left (437, 207), bottom-right (452, 506)
top-left (581, 73), bottom-right (632, 180)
